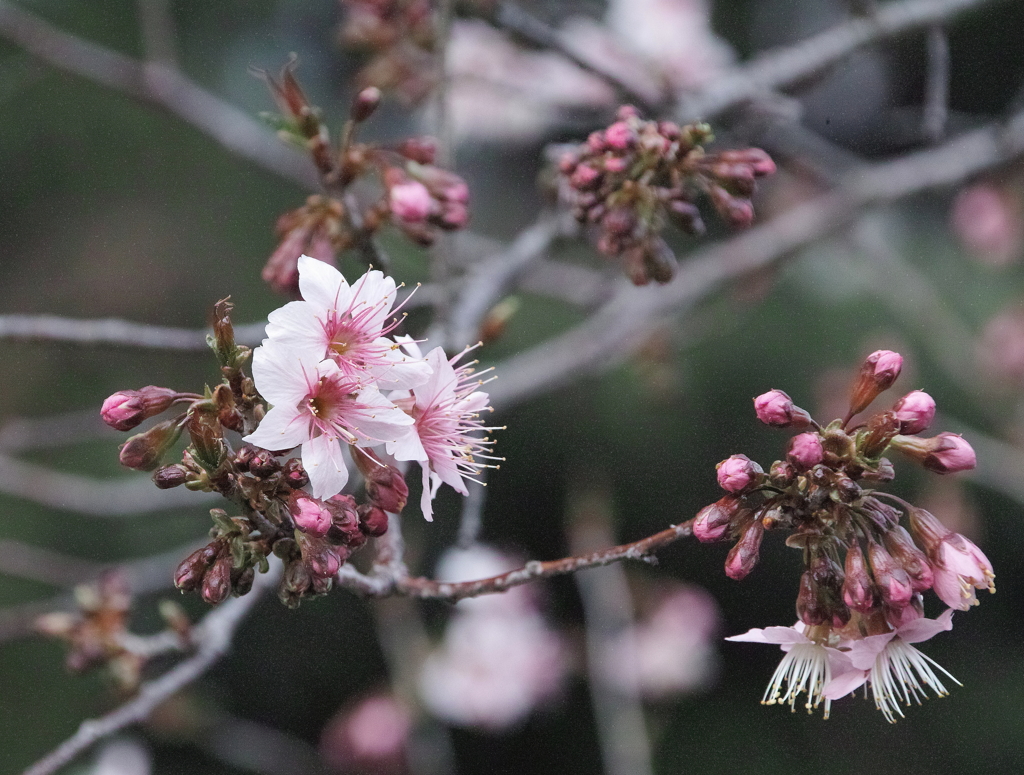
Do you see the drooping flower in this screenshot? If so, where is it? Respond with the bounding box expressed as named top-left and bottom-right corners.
top-left (243, 343), bottom-right (414, 499)
top-left (726, 624), bottom-right (848, 717)
top-left (824, 610), bottom-right (959, 723)
top-left (387, 346), bottom-right (499, 521)
top-left (264, 255), bottom-right (431, 391)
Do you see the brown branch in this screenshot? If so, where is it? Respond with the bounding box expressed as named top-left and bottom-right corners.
top-left (0, 0), bottom-right (318, 190)
top-left (338, 519), bottom-right (694, 602)
top-left (485, 108), bottom-right (1024, 412)
top-left (675, 0), bottom-right (1001, 122)
top-left (21, 563), bottom-right (279, 775)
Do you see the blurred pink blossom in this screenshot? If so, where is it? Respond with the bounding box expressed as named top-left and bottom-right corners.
top-left (950, 183), bottom-right (1024, 267)
top-left (977, 305), bottom-right (1024, 386)
top-left (320, 693), bottom-right (412, 775)
top-left (605, 584), bottom-right (720, 698)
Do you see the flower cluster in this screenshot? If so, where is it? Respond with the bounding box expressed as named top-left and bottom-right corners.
top-left (558, 105), bottom-right (776, 285)
top-left (101, 277), bottom-right (499, 607)
top-left (702, 350), bottom-right (993, 720)
top-left (257, 64), bottom-right (470, 297)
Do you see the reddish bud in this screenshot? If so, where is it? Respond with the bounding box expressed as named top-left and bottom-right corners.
top-left (118, 417), bottom-right (183, 471)
top-left (883, 525), bottom-right (934, 592)
top-left (350, 86), bottom-right (381, 122)
top-left (891, 432), bottom-right (977, 474)
top-left (787, 433), bottom-right (824, 470)
top-left (101, 386), bottom-right (182, 431)
top-left (292, 496), bottom-right (333, 536)
top-left (892, 390), bottom-right (936, 435)
top-left (282, 458), bottom-right (309, 489)
top-left (716, 454), bottom-right (762, 493)
top-left (724, 521), bottom-right (764, 580)
top-left (604, 121), bottom-right (635, 150)
top-left (570, 164), bottom-right (601, 190)
top-left (842, 542), bottom-right (875, 612)
top-left (248, 449), bottom-right (280, 478)
top-left (849, 350), bottom-right (903, 416)
top-left (153, 464), bottom-right (189, 489)
top-left (201, 553), bottom-right (233, 605)
top-left (174, 543), bottom-right (220, 592)
top-left (693, 496), bottom-right (739, 543)
top-left (397, 136), bottom-right (438, 165)
top-left (867, 541), bottom-right (914, 608)
top-left (358, 504), bottom-right (390, 537)
top-left (753, 389), bottom-right (813, 428)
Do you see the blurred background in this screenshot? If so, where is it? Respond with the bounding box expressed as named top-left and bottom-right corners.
top-left (2, 0), bottom-right (1024, 773)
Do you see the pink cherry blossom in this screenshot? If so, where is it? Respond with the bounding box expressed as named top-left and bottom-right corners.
top-left (931, 533), bottom-right (996, 610)
top-left (726, 622), bottom-right (848, 717)
top-left (264, 256), bottom-right (431, 391)
top-left (243, 343), bottom-right (414, 500)
top-left (387, 346), bottom-right (499, 521)
top-left (824, 610), bottom-right (959, 723)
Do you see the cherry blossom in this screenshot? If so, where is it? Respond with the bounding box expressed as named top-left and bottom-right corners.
top-left (243, 343), bottom-right (413, 499)
top-left (264, 255), bottom-right (431, 391)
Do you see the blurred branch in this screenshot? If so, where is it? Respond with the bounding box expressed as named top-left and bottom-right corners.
top-left (0, 314), bottom-right (267, 350)
top-left (923, 24), bottom-right (951, 142)
top-left (0, 539), bottom-right (106, 586)
top-left (0, 408), bottom-right (117, 452)
top-left (21, 562), bottom-right (279, 775)
top-left (482, 2), bottom-right (661, 111)
top-left (486, 108), bottom-right (1024, 412)
top-left (0, 539), bottom-right (205, 644)
top-left (0, 0), bottom-right (318, 190)
top-left (676, 0), bottom-right (1000, 122)
top-left (447, 212), bottom-right (573, 348)
top-left (0, 452), bottom-right (218, 516)
top-left (337, 519), bottom-right (694, 601)
top-left (136, 0), bottom-right (178, 67)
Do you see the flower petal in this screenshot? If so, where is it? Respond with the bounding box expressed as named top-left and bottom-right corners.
top-left (298, 254), bottom-right (351, 310)
top-left (303, 433), bottom-right (349, 500)
top-left (897, 609), bottom-right (955, 644)
top-left (243, 405), bottom-right (311, 452)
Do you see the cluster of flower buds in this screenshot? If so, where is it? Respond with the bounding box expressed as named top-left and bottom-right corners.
top-left (257, 64), bottom-right (470, 296)
top-left (34, 573), bottom-right (146, 691)
top-left (100, 300), bottom-right (414, 608)
top-left (558, 105), bottom-right (776, 285)
top-left (338, 0), bottom-right (436, 104)
top-left (700, 350), bottom-right (993, 721)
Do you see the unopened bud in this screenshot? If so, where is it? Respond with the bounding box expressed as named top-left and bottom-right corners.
top-left (297, 532), bottom-right (345, 580)
top-left (906, 506), bottom-right (950, 555)
top-left (868, 541), bottom-right (914, 608)
top-left (389, 181), bottom-right (432, 223)
top-left (809, 553), bottom-right (850, 627)
top-left (350, 86), bottom-right (381, 122)
top-left (716, 454), bottom-right (762, 493)
top-left (753, 389), bottom-right (813, 428)
top-left (280, 559), bottom-right (312, 608)
top-left (892, 390), bottom-right (936, 435)
top-left (397, 136), bottom-right (437, 164)
top-left (232, 566), bottom-right (255, 597)
top-left (292, 496), bottom-right (333, 536)
top-left (693, 496), bottom-right (739, 543)
top-left (724, 521), bottom-right (764, 580)
top-left (883, 525), bottom-right (934, 592)
top-left (787, 432), bottom-right (824, 470)
top-left (101, 386), bottom-right (182, 431)
top-left (797, 570), bottom-right (828, 626)
top-left (282, 458), bottom-right (309, 488)
top-left (848, 350), bottom-right (903, 416)
top-left (891, 432), bottom-right (977, 474)
top-left (249, 448), bottom-right (280, 478)
top-left (153, 464), bottom-right (189, 489)
top-left (357, 503), bottom-right (389, 537)
top-left (769, 460), bottom-right (796, 486)
top-left (842, 542), bottom-right (875, 612)
top-left (186, 402), bottom-right (226, 471)
top-left (119, 417), bottom-right (183, 471)
top-left (174, 544), bottom-right (220, 592)
top-left (201, 553), bottom-right (233, 605)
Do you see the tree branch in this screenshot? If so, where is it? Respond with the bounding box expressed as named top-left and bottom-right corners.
top-left (485, 108), bottom-right (1024, 412)
top-left (0, 314), bottom-right (267, 350)
top-left (0, 0), bottom-right (318, 190)
top-left (675, 0), bottom-right (1000, 122)
top-left (21, 562), bottom-right (279, 775)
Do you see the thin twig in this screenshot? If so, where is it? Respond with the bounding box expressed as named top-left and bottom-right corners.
top-left (21, 562), bottom-right (279, 775)
top-left (675, 0), bottom-right (999, 122)
top-left (485, 108), bottom-right (1024, 412)
top-left (338, 519), bottom-right (694, 601)
top-left (0, 0), bottom-right (318, 190)
top-left (923, 24), bottom-right (951, 142)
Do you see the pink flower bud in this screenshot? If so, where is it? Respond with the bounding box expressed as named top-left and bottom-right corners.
top-left (787, 433), bottom-right (824, 470)
top-left (201, 552), bottom-right (233, 605)
top-left (397, 137), bottom-right (438, 165)
top-left (724, 521), bottom-right (764, 580)
top-left (292, 496), bottom-right (333, 536)
top-left (693, 496), bottom-right (738, 543)
top-left (883, 525), bottom-right (934, 593)
top-left (616, 105), bottom-right (640, 121)
top-left (101, 386), bottom-right (182, 431)
top-left (358, 504), bottom-right (390, 537)
top-left (604, 157), bottom-right (628, 174)
top-left (118, 417), bottom-right (183, 471)
top-left (604, 121), bottom-right (635, 150)
top-left (389, 181), bottom-right (432, 223)
top-left (437, 202), bottom-right (469, 230)
top-left (350, 86), bottom-right (382, 122)
top-left (892, 390), bottom-right (936, 435)
top-left (849, 350), bottom-right (903, 416)
top-left (892, 432), bottom-right (977, 474)
top-left (753, 389), bottom-right (813, 428)
top-left (570, 164), bottom-right (601, 190)
top-left (716, 454), bottom-right (762, 493)
top-left (868, 541), bottom-right (914, 608)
